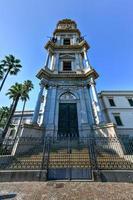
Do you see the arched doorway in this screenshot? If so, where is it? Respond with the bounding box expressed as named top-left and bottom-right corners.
top-left (58, 92), bottom-right (79, 138)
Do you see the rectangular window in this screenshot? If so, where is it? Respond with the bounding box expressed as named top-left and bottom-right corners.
top-left (63, 61), bottom-right (71, 71)
top-left (114, 115), bottom-right (123, 126)
top-left (22, 118), bottom-right (27, 123)
top-left (108, 98), bottom-right (115, 106)
top-left (128, 98), bottom-right (133, 106)
top-left (63, 38), bottom-right (70, 45)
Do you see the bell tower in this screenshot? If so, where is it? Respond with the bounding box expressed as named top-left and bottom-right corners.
top-left (31, 19), bottom-right (112, 138)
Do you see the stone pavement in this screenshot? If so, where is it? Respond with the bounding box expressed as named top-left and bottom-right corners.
top-left (0, 182), bottom-right (133, 200)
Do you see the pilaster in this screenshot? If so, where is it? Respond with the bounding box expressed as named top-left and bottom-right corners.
top-left (75, 53), bottom-right (80, 70)
top-left (78, 87), bottom-right (91, 137)
top-left (83, 48), bottom-right (91, 69)
top-left (45, 52), bottom-right (49, 67)
top-left (89, 78), bottom-right (104, 125)
top-left (44, 85), bottom-right (57, 136)
top-left (55, 53), bottom-right (59, 72)
top-left (50, 54), bottom-right (54, 70)
top-left (84, 86), bottom-right (95, 125)
top-left (32, 82), bottom-right (44, 124)
top-left (79, 87), bottom-right (88, 124)
top-left (48, 86), bottom-right (57, 124)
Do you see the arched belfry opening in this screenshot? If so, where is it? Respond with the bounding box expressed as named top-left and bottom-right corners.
top-left (58, 92), bottom-right (79, 138)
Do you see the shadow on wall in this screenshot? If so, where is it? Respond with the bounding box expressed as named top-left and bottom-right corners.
top-left (0, 194), bottom-right (16, 199)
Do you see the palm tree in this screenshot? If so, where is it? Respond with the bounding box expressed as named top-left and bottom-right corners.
top-left (0, 106), bottom-right (10, 123)
top-left (21, 80), bottom-right (34, 115)
top-left (2, 83), bottom-right (23, 138)
top-left (0, 65), bottom-right (4, 80)
top-left (0, 55), bottom-right (22, 92)
top-left (15, 80), bottom-right (34, 137)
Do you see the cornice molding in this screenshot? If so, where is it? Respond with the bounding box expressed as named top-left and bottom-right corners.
top-left (36, 68), bottom-right (99, 81)
top-left (53, 29), bottom-right (81, 36)
top-left (99, 91), bottom-right (133, 96)
top-left (45, 40), bottom-right (90, 51)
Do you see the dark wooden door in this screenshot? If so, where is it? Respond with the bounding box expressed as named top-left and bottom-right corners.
top-left (58, 103), bottom-right (79, 138)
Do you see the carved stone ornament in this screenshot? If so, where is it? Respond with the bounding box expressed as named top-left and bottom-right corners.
top-left (60, 92), bottom-right (76, 100)
top-left (58, 24), bottom-right (73, 30)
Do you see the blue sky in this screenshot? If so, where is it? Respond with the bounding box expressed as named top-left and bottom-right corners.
top-left (0, 0), bottom-right (133, 111)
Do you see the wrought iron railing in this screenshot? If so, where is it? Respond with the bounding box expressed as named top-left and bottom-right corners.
top-left (0, 136), bottom-right (133, 171)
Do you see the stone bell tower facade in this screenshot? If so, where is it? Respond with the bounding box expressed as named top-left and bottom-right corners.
top-left (30, 19), bottom-right (117, 138)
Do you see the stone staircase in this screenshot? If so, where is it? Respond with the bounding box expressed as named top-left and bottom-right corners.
top-left (96, 150), bottom-right (133, 170)
top-left (48, 147), bottom-right (91, 168)
top-left (0, 139), bottom-right (133, 171)
top-left (0, 145), bottom-right (44, 170)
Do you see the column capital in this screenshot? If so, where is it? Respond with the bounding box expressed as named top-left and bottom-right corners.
top-left (49, 82), bottom-right (58, 88)
top-left (40, 79), bottom-right (50, 88)
top-left (39, 82), bottom-right (44, 87)
top-left (88, 78), bottom-right (96, 87)
top-left (83, 47), bottom-right (87, 52)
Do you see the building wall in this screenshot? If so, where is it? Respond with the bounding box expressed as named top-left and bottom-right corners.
top-left (7, 111), bottom-right (43, 138)
top-left (99, 91), bottom-right (133, 136)
top-left (43, 85), bottom-right (93, 137)
top-left (8, 91), bottom-right (133, 138)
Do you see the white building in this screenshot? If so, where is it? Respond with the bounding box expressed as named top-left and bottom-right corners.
top-left (99, 91), bottom-right (133, 137)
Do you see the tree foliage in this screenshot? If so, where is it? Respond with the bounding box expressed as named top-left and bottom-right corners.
top-left (2, 80), bottom-right (34, 138)
top-left (0, 106), bottom-right (10, 128)
top-left (0, 55), bottom-right (22, 91)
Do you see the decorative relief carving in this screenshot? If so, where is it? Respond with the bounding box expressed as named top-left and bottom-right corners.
top-left (58, 24), bottom-right (74, 30)
top-left (60, 92), bottom-right (76, 100)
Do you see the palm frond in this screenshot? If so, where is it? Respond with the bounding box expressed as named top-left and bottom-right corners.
top-left (0, 55), bottom-right (22, 74)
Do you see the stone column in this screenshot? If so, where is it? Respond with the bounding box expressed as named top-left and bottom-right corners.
top-left (50, 54), bottom-right (54, 70)
top-left (79, 88), bottom-right (88, 124)
top-left (79, 54), bottom-right (84, 69)
top-left (73, 36), bottom-right (76, 44)
top-left (45, 52), bottom-right (50, 67)
top-left (89, 78), bottom-right (104, 124)
top-left (83, 48), bottom-right (91, 69)
top-left (32, 83), bottom-right (44, 124)
top-left (55, 53), bottom-right (59, 71)
top-left (84, 86), bottom-right (95, 125)
top-left (43, 87), bottom-right (51, 126)
top-left (57, 36), bottom-right (61, 45)
top-left (75, 54), bottom-right (80, 70)
top-left (48, 54), bottom-right (52, 70)
top-left (39, 89), bottom-right (47, 125)
top-left (48, 86), bottom-right (57, 124)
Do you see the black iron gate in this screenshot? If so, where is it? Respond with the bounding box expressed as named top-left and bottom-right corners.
top-left (0, 136), bottom-right (133, 181)
top-left (46, 137), bottom-right (93, 180)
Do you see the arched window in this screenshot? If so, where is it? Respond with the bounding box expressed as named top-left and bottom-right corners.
top-left (60, 92), bottom-right (76, 100)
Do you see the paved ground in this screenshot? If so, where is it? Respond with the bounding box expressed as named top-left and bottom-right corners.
top-left (0, 182), bottom-right (133, 200)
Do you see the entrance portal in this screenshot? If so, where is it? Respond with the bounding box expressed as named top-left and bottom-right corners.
top-left (58, 103), bottom-right (79, 138)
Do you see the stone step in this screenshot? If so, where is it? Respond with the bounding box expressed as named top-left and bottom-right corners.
top-left (1, 149), bottom-right (132, 170)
